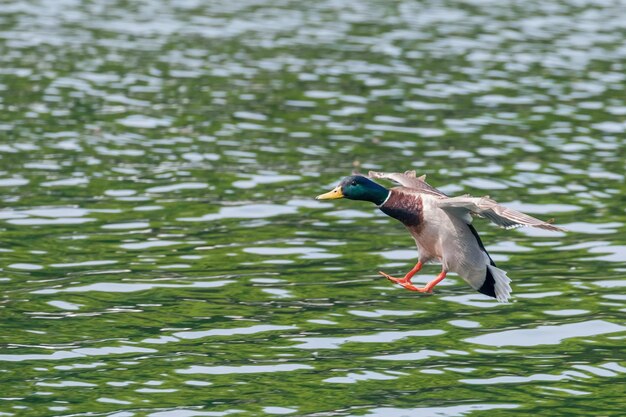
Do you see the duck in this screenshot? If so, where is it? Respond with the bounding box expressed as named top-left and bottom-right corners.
top-left (316, 170), bottom-right (565, 302)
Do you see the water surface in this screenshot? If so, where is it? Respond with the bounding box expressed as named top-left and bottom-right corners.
top-left (1, 0), bottom-right (625, 416)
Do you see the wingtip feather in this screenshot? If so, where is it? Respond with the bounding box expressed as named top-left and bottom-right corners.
top-left (487, 265), bottom-right (512, 303)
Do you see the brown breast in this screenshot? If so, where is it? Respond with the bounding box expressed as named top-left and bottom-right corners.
top-left (379, 189), bottom-right (423, 229)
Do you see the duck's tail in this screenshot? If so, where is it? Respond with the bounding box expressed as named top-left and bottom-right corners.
top-left (478, 265), bottom-right (512, 303)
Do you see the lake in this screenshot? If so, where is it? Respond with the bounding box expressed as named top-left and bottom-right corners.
top-left (0, 1), bottom-right (625, 416)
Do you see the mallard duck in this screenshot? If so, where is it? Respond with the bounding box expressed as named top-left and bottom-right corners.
top-left (316, 171), bottom-right (565, 302)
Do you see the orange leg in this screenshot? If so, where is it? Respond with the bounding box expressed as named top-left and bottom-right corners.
top-left (378, 261), bottom-right (422, 291)
top-left (380, 265), bottom-right (447, 293)
top-left (416, 270), bottom-right (447, 293)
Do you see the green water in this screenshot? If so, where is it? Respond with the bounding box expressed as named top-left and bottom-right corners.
top-left (1, 0), bottom-right (625, 416)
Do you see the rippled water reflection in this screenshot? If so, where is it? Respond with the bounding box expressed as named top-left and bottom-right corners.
top-left (1, 0), bottom-right (625, 416)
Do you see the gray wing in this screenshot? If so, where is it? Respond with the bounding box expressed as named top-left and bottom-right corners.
top-left (437, 196), bottom-right (566, 232)
top-left (368, 170), bottom-right (447, 197)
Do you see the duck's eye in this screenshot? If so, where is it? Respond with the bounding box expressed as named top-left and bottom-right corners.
top-left (351, 180), bottom-right (357, 186)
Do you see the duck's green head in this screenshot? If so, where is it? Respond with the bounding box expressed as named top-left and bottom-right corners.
top-left (316, 175), bottom-right (390, 205)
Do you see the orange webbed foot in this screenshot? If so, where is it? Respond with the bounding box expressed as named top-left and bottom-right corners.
top-left (379, 266), bottom-right (445, 294)
top-left (379, 271), bottom-right (421, 292)
top-left (378, 270), bottom-right (402, 283)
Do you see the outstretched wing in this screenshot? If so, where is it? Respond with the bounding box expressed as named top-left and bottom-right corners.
top-left (437, 196), bottom-right (566, 232)
top-left (368, 170), bottom-right (447, 197)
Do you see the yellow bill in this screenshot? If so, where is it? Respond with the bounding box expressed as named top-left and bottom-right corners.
top-left (316, 186), bottom-right (344, 200)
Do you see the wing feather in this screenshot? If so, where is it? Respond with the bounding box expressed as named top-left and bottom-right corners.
top-left (438, 196), bottom-right (566, 232)
top-left (368, 170), bottom-right (446, 197)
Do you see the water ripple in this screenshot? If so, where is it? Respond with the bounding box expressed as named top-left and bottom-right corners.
top-left (358, 404), bottom-right (519, 417)
top-left (1, 0), bottom-right (624, 415)
top-left (176, 364), bottom-right (314, 375)
top-left (465, 320), bottom-right (625, 347)
top-left (0, 345), bottom-right (156, 362)
top-left (290, 329), bottom-right (445, 350)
